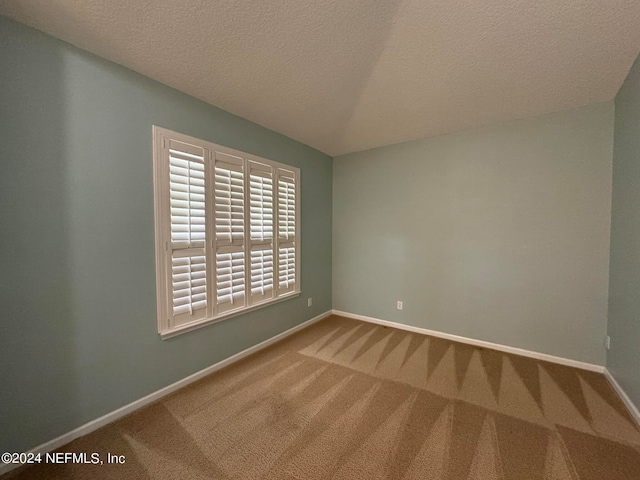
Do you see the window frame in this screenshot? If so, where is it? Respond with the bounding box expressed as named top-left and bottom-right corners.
top-left (153, 126), bottom-right (301, 339)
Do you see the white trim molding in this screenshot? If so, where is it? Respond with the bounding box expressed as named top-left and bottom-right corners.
top-left (603, 368), bottom-right (640, 427)
top-left (332, 310), bottom-right (606, 373)
top-left (0, 310), bottom-right (331, 477)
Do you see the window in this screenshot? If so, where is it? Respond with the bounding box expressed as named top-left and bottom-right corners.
top-left (153, 127), bottom-right (300, 338)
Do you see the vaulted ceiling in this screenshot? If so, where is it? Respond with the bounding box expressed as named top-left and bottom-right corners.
top-left (1, 0), bottom-right (639, 156)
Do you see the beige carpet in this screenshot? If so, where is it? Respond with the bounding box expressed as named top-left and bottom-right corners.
top-left (5, 315), bottom-right (640, 479)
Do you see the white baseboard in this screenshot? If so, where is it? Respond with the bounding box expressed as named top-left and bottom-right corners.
top-left (332, 310), bottom-right (606, 373)
top-left (603, 368), bottom-right (640, 427)
top-left (0, 310), bottom-right (331, 477)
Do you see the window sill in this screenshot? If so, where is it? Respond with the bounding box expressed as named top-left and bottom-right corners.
top-left (159, 291), bottom-right (301, 340)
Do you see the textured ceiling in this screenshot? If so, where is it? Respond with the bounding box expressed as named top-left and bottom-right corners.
top-left (1, 0), bottom-right (639, 156)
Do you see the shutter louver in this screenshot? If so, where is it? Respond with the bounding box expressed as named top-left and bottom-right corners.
top-left (168, 140), bottom-right (208, 326)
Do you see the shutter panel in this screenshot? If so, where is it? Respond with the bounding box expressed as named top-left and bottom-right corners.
top-left (277, 169), bottom-right (297, 294)
top-left (248, 161), bottom-right (275, 303)
top-left (215, 249), bottom-right (245, 313)
top-left (278, 169), bottom-right (296, 242)
top-left (168, 140), bottom-right (208, 326)
top-left (214, 152), bottom-right (246, 314)
top-left (250, 247), bottom-right (274, 298)
top-left (172, 253), bottom-right (207, 315)
top-left (214, 154), bottom-right (244, 245)
top-left (278, 246), bottom-right (296, 291)
top-left (249, 162), bottom-right (274, 242)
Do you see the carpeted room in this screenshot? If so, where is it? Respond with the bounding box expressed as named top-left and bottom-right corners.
top-left (1, 1), bottom-right (640, 479)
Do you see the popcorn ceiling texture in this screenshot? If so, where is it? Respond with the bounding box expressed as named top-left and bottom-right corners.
top-left (1, 0), bottom-right (639, 156)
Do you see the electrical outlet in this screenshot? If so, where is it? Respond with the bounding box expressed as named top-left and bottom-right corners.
top-left (307, 297), bottom-right (312, 307)
top-left (397, 301), bottom-right (403, 310)
top-left (605, 336), bottom-right (611, 350)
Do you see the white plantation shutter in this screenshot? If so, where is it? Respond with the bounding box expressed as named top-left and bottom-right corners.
top-left (172, 254), bottom-right (207, 315)
top-left (154, 127), bottom-right (300, 337)
top-left (249, 162), bottom-right (274, 241)
top-left (278, 246), bottom-right (296, 292)
top-left (215, 249), bottom-right (245, 313)
top-left (250, 247), bottom-right (274, 298)
top-left (248, 161), bottom-right (275, 303)
top-left (214, 153), bottom-right (244, 244)
top-left (277, 169), bottom-right (296, 241)
top-left (167, 140), bottom-right (208, 326)
top-left (277, 168), bottom-right (298, 294)
top-left (214, 152), bottom-right (246, 314)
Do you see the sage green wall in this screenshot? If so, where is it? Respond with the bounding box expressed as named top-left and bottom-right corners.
top-left (0, 16), bottom-right (332, 454)
top-left (334, 102), bottom-right (614, 365)
top-left (608, 52), bottom-right (640, 408)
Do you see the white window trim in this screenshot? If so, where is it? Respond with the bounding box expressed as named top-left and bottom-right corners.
top-left (153, 126), bottom-right (301, 339)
